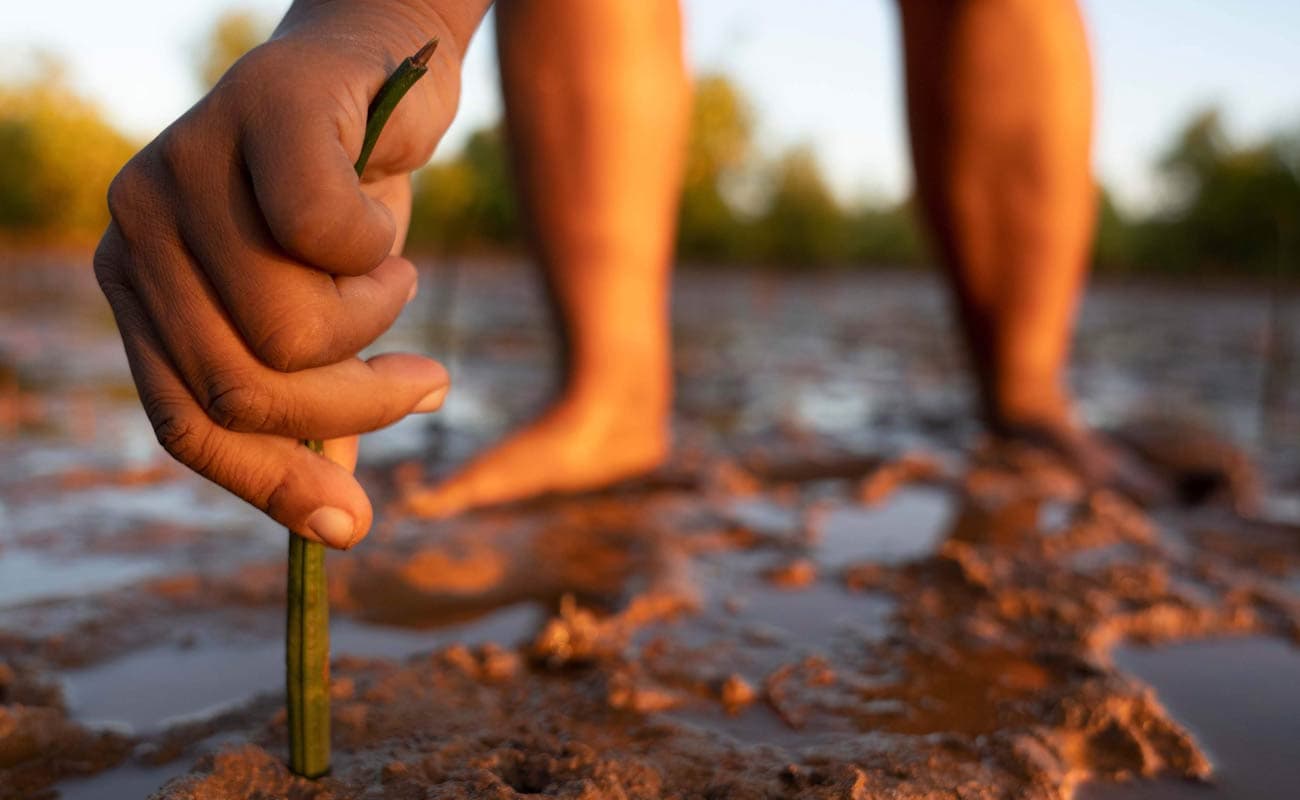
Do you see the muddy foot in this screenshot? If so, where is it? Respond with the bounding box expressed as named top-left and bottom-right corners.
top-left (992, 417), bottom-right (1170, 506)
top-left (402, 398), bottom-right (669, 518)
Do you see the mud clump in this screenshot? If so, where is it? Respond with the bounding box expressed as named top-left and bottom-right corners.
top-left (149, 745), bottom-right (309, 800)
top-left (132, 449), bottom-right (1290, 798)
top-left (0, 660), bottom-right (131, 797)
top-left (0, 703), bottom-right (130, 799)
top-left (5, 248), bottom-right (1299, 800)
top-left (762, 557), bottom-right (818, 589)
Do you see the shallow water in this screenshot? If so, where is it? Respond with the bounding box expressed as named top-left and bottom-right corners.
top-left (815, 487), bottom-right (955, 565)
top-left (0, 550), bottom-right (167, 607)
top-left (62, 604), bottom-right (539, 733)
top-left (55, 760), bottom-right (195, 800)
top-left (1079, 637), bottom-right (1300, 800)
top-left (1, 263), bottom-right (1298, 799)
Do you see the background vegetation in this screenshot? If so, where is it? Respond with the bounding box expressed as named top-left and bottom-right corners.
top-left (0, 58), bottom-right (137, 247)
top-left (1, 11), bottom-right (1295, 279)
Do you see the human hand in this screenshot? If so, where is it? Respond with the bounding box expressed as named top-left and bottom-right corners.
top-left (94, 0), bottom-right (486, 548)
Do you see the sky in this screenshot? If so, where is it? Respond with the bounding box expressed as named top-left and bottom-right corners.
top-left (6, 0), bottom-right (1300, 213)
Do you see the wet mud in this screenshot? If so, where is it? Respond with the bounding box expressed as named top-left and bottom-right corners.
top-left (1, 264), bottom-right (1298, 799)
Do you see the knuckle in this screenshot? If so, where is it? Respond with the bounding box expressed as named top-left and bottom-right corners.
top-left (251, 311), bottom-right (334, 373)
top-left (202, 370), bottom-right (275, 432)
top-left (272, 202), bottom-right (334, 262)
top-left (145, 399), bottom-right (210, 470)
top-left (155, 126), bottom-right (196, 178)
top-left (105, 160), bottom-right (148, 228)
top-left (105, 156), bottom-right (170, 251)
top-left (262, 467), bottom-right (298, 518)
top-left (92, 239), bottom-right (123, 294)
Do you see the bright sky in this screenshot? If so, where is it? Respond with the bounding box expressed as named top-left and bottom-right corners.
top-left (6, 1), bottom-right (1300, 213)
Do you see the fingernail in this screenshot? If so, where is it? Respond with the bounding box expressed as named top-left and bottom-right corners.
top-left (305, 506), bottom-right (356, 549)
top-left (406, 280), bottom-right (419, 304)
top-left (412, 385), bottom-right (448, 413)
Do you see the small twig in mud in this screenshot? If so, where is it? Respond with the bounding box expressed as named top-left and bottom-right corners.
top-left (287, 38), bottom-right (437, 780)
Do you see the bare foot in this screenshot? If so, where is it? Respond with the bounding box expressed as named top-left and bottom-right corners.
top-left (992, 414), bottom-right (1169, 506)
top-left (401, 397), bottom-right (669, 518)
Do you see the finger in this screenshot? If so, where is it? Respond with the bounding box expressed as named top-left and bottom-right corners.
top-left (363, 173), bottom-right (414, 255)
top-left (118, 226), bottom-right (448, 439)
top-left (171, 149), bottom-right (417, 371)
top-left (95, 243), bottom-right (373, 548)
top-left (240, 100), bottom-right (396, 276)
top-left (322, 436), bottom-right (360, 472)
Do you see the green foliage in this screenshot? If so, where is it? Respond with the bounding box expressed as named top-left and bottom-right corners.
top-left (407, 126), bottom-right (519, 253)
top-left (677, 75), bottom-right (755, 260)
top-left (0, 61), bottom-right (137, 243)
top-left (684, 74), bottom-right (754, 185)
top-left (1096, 109), bottom-right (1300, 278)
top-left (844, 202), bottom-right (925, 268)
top-left (0, 39), bottom-right (1290, 280)
top-left (196, 9), bottom-right (270, 90)
top-left (1147, 109), bottom-right (1298, 275)
top-left (1092, 187), bottom-right (1137, 273)
top-left (756, 146), bottom-right (848, 266)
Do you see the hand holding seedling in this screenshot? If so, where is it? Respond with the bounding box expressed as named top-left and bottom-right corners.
top-left (94, 1), bottom-right (490, 548)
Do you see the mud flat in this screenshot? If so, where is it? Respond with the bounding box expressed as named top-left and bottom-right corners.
top-left (0, 442), bottom-right (1295, 799)
top-left (1, 263), bottom-right (1298, 798)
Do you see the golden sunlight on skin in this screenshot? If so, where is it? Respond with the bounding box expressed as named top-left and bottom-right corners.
top-left (403, 0), bottom-right (686, 517)
top-left (899, 0), bottom-right (1094, 435)
top-left (407, 0), bottom-right (1144, 516)
top-left (897, 0), bottom-right (1158, 495)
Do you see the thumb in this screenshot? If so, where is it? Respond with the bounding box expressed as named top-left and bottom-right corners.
top-left (241, 102), bottom-right (397, 276)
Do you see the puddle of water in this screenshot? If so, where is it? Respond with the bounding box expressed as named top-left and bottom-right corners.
top-left (55, 732), bottom-right (245, 800)
top-left (62, 604), bottom-right (538, 732)
top-left (1070, 543), bottom-right (1142, 572)
top-left (670, 701), bottom-right (861, 751)
top-left (817, 487), bottom-right (954, 566)
top-left (725, 497), bottom-right (803, 539)
top-left (1281, 573), bottom-right (1300, 599)
top-left (663, 581), bottom-right (894, 749)
top-left (733, 583), bottom-right (894, 655)
top-left (0, 550), bottom-right (167, 607)
top-left (1080, 637), bottom-right (1300, 800)
top-left (4, 481), bottom-right (262, 541)
top-left (56, 760), bottom-right (193, 800)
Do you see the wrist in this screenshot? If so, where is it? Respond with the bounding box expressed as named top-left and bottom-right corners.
top-left (279, 0), bottom-right (488, 65)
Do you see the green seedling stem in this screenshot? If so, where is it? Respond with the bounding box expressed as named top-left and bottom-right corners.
top-left (287, 37), bottom-right (437, 779)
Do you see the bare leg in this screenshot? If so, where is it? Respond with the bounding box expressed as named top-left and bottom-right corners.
top-left (898, 0), bottom-right (1134, 486)
top-left (405, 0), bottom-right (688, 517)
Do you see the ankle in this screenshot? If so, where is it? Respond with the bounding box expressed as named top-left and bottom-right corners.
top-left (561, 355), bottom-right (671, 422)
top-left (983, 377), bottom-right (1074, 436)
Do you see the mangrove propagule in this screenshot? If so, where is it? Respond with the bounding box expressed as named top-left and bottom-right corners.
top-left (287, 37), bottom-right (437, 779)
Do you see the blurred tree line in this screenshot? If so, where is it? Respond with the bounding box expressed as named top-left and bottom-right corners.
top-left (1094, 109), bottom-right (1300, 277)
top-left (410, 76), bottom-right (1298, 278)
top-left (0, 9), bottom-right (1296, 278)
top-left (408, 75), bottom-right (926, 268)
top-left (0, 57), bottom-right (137, 246)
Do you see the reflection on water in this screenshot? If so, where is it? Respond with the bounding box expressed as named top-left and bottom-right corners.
top-left (55, 733), bottom-right (246, 800)
top-left (1, 263), bottom-right (1298, 799)
top-left (0, 549), bottom-right (167, 607)
top-left (62, 604), bottom-right (538, 732)
top-left (56, 759), bottom-right (194, 800)
top-left (816, 487), bottom-right (955, 565)
top-left (1080, 637), bottom-right (1300, 800)
top-left (3, 481), bottom-right (264, 542)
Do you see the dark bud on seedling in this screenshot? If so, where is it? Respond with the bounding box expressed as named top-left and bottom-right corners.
top-left (412, 37), bottom-right (438, 67)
